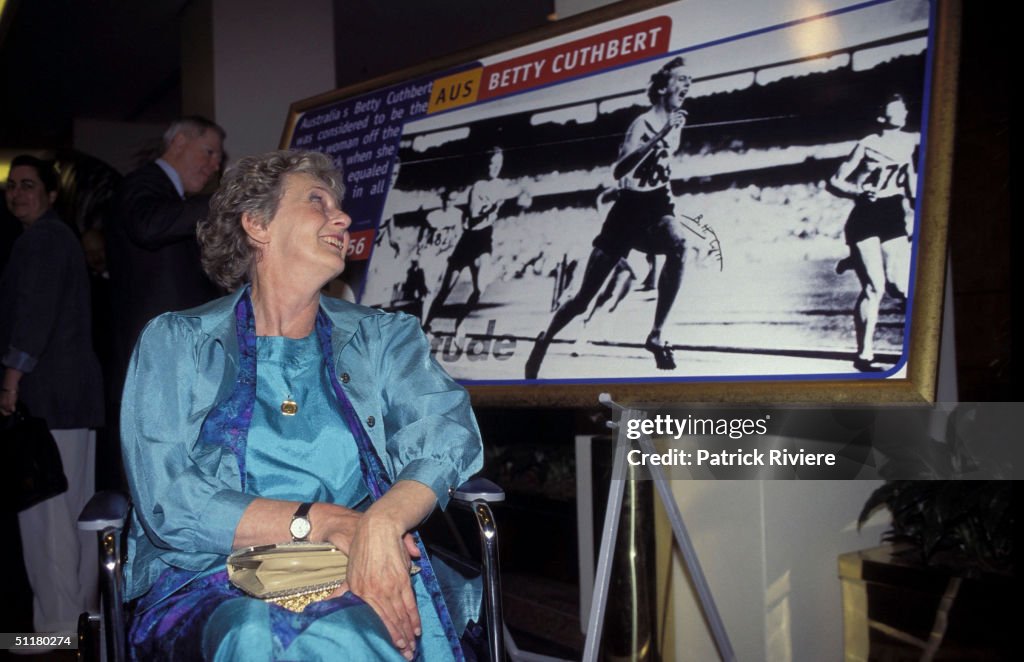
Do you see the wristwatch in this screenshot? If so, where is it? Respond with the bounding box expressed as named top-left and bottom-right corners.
top-left (289, 502), bottom-right (314, 542)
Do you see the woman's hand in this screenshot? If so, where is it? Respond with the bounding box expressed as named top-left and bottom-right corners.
top-left (0, 388), bottom-right (16, 416)
top-left (341, 511), bottom-right (423, 659)
top-left (332, 480), bottom-right (436, 658)
top-left (1, 368), bottom-right (23, 416)
top-left (308, 502), bottom-right (362, 553)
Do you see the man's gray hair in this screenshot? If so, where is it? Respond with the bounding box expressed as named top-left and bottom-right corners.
top-left (162, 115), bottom-right (226, 151)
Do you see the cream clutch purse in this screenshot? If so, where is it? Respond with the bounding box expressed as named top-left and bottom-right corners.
top-left (226, 542), bottom-right (349, 612)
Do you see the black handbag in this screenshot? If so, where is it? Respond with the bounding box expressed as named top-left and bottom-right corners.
top-left (1, 403), bottom-right (68, 512)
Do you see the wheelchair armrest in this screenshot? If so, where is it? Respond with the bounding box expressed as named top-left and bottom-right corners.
top-left (451, 477), bottom-right (505, 504)
top-left (77, 491), bottom-right (131, 662)
top-left (447, 477), bottom-right (505, 662)
top-left (78, 490), bottom-right (130, 532)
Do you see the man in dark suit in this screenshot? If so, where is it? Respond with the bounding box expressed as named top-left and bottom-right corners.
top-left (106, 116), bottom-right (225, 387)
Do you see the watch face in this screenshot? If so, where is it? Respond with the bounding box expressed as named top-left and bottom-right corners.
top-left (290, 517), bottom-right (311, 540)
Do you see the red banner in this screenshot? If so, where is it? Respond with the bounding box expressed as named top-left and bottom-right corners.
top-left (478, 16), bottom-right (672, 101)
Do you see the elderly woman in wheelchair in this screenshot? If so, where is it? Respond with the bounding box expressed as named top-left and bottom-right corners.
top-left (118, 150), bottom-right (484, 660)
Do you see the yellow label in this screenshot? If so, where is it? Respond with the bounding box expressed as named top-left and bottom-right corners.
top-left (427, 69), bottom-right (482, 113)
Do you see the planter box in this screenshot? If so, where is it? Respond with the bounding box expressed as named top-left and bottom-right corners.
top-left (838, 545), bottom-right (1012, 661)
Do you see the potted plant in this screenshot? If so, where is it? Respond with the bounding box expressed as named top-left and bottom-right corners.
top-left (838, 480), bottom-right (1013, 660)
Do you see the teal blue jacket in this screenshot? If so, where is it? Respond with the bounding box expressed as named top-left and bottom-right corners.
top-left (121, 289), bottom-right (483, 602)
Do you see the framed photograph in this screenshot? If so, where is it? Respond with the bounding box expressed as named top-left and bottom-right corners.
top-left (281, 0), bottom-right (959, 406)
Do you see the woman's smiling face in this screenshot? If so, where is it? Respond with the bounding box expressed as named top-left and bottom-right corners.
top-left (254, 173), bottom-right (352, 286)
top-left (6, 165), bottom-right (56, 225)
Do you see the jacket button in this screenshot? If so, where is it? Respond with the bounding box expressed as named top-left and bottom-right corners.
top-left (366, 415), bottom-right (375, 427)
top-left (340, 372), bottom-right (350, 383)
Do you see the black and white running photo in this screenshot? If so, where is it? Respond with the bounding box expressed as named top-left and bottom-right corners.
top-left (356, 0), bottom-right (933, 384)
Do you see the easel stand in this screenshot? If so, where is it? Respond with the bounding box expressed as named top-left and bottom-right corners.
top-left (581, 395), bottom-right (736, 662)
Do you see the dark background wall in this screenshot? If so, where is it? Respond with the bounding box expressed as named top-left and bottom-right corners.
top-left (945, 2), bottom-right (1012, 401)
top-left (332, 0), bottom-right (554, 89)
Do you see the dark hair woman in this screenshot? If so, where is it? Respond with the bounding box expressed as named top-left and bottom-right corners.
top-left (1, 154), bottom-right (104, 633)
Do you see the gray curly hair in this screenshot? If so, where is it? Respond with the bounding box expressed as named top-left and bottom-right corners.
top-left (198, 149), bottom-right (345, 290)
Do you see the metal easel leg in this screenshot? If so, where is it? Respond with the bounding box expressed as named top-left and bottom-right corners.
top-left (583, 394), bottom-right (736, 662)
top-left (580, 402), bottom-right (632, 662)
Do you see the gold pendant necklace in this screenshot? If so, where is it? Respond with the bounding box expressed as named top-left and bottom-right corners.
top-left (281, 394), bottom-right (298, 416)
